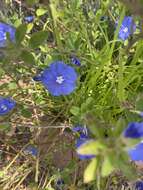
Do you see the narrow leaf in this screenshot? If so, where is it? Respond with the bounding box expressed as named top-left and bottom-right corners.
top-left (36, 8), bottom-right (48, 16)
top-left (84, 158), bottom-right (97, 183)
top-left (101, 157), bottom-right (114, 177)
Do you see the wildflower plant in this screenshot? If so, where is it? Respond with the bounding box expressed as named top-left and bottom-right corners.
top-left (1, 0), bottom-right (143, 189)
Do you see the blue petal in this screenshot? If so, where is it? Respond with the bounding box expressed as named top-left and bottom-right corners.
top-left (123, 122), bottom-right (143, 138)
top-left (118, 16), bottom-right (136, 41)
top-left (46, 83), bottom-right (63, 96)
top-left (60, 82), bottom-right (76, 95)
top-left (0, 97), bottom-right (16, 115)
top-left (72, 125), bottom-right (84, 133)
top-left (24, 145), bottom-right (38, 156)
top-left (135, 181), bottom-right (143, 190)
top-left (128, 142), bottom-right (143, 161)
top-left (24, 16), bottom-right (34, 23)
top-left (71, 57), bottom-right (81, 66)
top-left (0, 22), bottom-right (15, 47)
top-left (33, 74), bottom-right (42, 81)
top-left (62, 66), bottom-right (77, 82)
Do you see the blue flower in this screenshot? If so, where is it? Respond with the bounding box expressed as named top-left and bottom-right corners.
top-left (71, 56), bottom-right (81, 66)
top-left (118, 16), bottom-right (136, 41)
top-left (73, 125), bottom-right (95, 160)
top-left (0, 97), bottom-right (16, 115)
top-left (123, 122), bottom-right (143, 138)
top-left (33, 61), bottom-right (78, 96)
top-left (24, 145), bottom-right (38, 157)
top-left (0, 22), bottom-right (15, 47)
top-left (56, 178), bottom-right (64, 186)
top-left (24, 16), bottom-right (34, 23)
top-left (135, 181), bottom-right (143, 190)
top-left (123, 122), bottom-right (143, 161)
top-left (72, 125), bottom-right (88, 135)
top-left (128, 142), bottom-right (143, 161)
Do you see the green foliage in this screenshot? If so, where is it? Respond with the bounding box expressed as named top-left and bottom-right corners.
top-left (84, 158), bottom-right (97, 183)
top-left (29, 31), bottom-right (48, 49)
top-left (20, 50), bottom-right (35, 65)
top-left (15, 24), bottom-right (27, 45)
top-left (1, 0), bottom-right (143, 189)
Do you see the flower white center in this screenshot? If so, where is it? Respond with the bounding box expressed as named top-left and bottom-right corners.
top-left (0, 31), bottom-right (7, 40)
top-left (3, 33), bottom-right (7, 40)
top-left (0, 104), bottom-right (7, 111)
top-left (123, 27), bottom-right (128, 33)
top-left (56, 76), bottom-right (64, 84)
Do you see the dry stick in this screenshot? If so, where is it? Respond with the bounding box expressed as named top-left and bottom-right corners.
top-left (38, 170), bottom-right (46, 188)
top-left (35, 155), bottom-right (39, 183)
top-left (4, 143), bottom-right (30, 172)
top-left (13, 170), bottom-right (32, 190)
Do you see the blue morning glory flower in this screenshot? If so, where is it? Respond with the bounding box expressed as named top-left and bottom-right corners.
top-left (33, 61), bottom-right (78, 96)
top-left (123, 122), bottom-right (143, 138)
top-left (73, 125), bottom-right (95, 160)
top-left (128, 142), bottom-right (143, 161)
top-left (118, 16), bottom-right (136, 41)
top-left (71, 56), bottom-right (81, 66)
top-left (24, 16), bottom-right (34, 23)
top-left (0, 97), bottom-right (16, 115)
top-left (135, 181), bottom-right (143, 190)
top-left (24, 145), bottom-right (38, 156)
top-left (0, 22), bottom-right (15, 47)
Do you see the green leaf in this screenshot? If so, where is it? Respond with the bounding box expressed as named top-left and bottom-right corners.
top-left (101, 156), bottom-right (114, 177)
top-left (29, 31), bottom-right (48, 49)
top-left (84, 158), bottom-right (97, 183)
top-left (77, 141), bottom-right (106, 155)
top-left (70, 106), bottom-right (80, 116)
top-left (113, 151), bottom-right (137, 180)
top-left (20, 50), bottom-right (35, 65)
top-left (15, 24), bottom-right (27, 45)
top-left (36, 8), bottom-right (48, 16)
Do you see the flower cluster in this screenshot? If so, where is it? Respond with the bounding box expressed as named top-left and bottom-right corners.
top-left (0, 22), bottom-right (15, 47)
top-left (0, 97), bottom-right (16, 115)
top-left (33, 61), bottom-right (78, 96)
